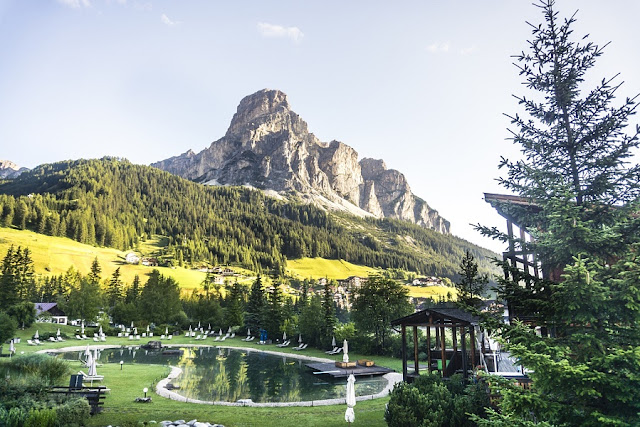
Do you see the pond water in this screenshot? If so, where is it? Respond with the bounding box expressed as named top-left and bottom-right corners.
top-left (57, 346), bottom-right (388, 403)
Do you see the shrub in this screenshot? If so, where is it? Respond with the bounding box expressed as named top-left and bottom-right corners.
top-left (3, 406), bottom-right (28, 427)
top-left (7, 353), bottom-right (70, 385)
top-left (385, 373), bottom-right (490, 427)
top-left (55, 398), bottom-right (90, 427)
top-left (25, 407), bottom-right (57, 427)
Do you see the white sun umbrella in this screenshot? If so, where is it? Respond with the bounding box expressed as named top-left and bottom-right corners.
top-left (9, 339), bottom-right (15, 357)
top-left (146, 325), bottom-right (150, 333)
top-left (134, 327), bottom-right (138, 335)
top-left (208, 323), bottom-right (211, 331)
top-left (57, 328), bottom-right (61, 338)
top-left (345, 374), bottom-right (356, 423)
top-left (189, 325), bottom-right (192, 333)
top-left (84, 344), bottom-right (91, 359)
top-left (81, 322), bottom-right (85, 335)
top-left (332, 336), bottom-right (336, 347)
top-left (343, 340), bottom-right (349, 363)
top-left (247, 328), bottom-right (251, 336)
top-left (165, 326), bottom-right (169, 336)
top-left (198, 321), bottom-right (201, 329)
top-left (85, 350), bottom-right (93, 368)
top-left (34, 330), bottom-right (39, 339)
top-left (88, 357), bottom-right (98, 377)
top-left (283, 331), bottom-right (287, 341)
top-left (99, 325), bottom-right (103, 336)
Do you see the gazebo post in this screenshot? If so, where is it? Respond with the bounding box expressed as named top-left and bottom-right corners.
top-left (452, 322), bottom-right (458, 365)
top-left (470, 326), bottom-right (477, 368)
top-left (413, 326), bottom-right (419, 377)
top-left (401, 324), bottom-right (407, 381)
top-left (426, 323), bottom-right (432, 373)
top-left (461, 326), bottom-right (468, 378)
top-left (440, 323), bottom-right (446, 376)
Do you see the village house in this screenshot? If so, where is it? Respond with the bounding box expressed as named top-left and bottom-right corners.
top-left (34, 302), bottom-right (68, 325)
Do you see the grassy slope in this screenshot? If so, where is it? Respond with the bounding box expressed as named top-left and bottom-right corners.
top-left (7, 323), bottom-right (393, 426)
top-left (0, 226), bottom-right (207, 291)
top-left (285, 257), bottom-right (379, 280)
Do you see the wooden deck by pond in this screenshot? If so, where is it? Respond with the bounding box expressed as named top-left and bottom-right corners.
top-left (305, 362), bottom-right (394, 378)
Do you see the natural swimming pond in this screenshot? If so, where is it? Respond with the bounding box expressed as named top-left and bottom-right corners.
top-left (57, 346), bottom-right (388, 403)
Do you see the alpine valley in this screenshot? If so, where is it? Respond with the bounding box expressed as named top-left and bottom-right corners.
top-left (0, 90), bottom-right (497, 282)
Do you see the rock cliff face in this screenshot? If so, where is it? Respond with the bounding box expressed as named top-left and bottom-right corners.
top-left (152, 89), bottom-right (450, 233)
top-left (0, 160), bottom-right (28, 179)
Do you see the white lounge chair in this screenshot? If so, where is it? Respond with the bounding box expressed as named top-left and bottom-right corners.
top-left (78, 370), bottom-right (104, 381)
top-left (135, 335), bottom-right (140, 340)
top-left (293, 343), bottom-right (308, 351)
top-left (160, 335), bottom-right (166, 340)
top-left (129, 335), bottom-right (134, 340)
top-left (27, 339), bottom-right (37, 346)
top-left (93, 337), bottom-right (99, 342)
top-left (214, 336), bottom-right (220, 341)
top-left (277, 340), bottom-right (290, 348)
top-left (76, 335), bottom-right (83, 340)
top-left (167, 335), bottom-right (172, 340)
top-left (325, 347), bottom-right (339, 354)
top-left (230, 333), bottom-right (235, 338)
top-left (81, 334), bottom-right (88, 340)
top-left (49, 337), bottom-right (57, 342)
top-left (195, 335), bottom-right (202, 340)
top-left (57, 336), bottom-right (65, 342)
top-left (34, 339), bottom-right (41, 345)
top-left (100, 336), bottom-right (106, 342)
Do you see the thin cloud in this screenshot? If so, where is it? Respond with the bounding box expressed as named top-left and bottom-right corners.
top-left (161, 13), bottom-right (180, 27)
top-left (460, 46), bottom-right (477, 55)
top-left (57, 0), bottom-right (91, 8)
top-left (257, 22), bottom-right (304, 44)
top-left (425, 42), bottom-right (450, 53)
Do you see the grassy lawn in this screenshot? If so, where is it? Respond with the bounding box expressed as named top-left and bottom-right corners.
top-left (286, 258), bottom-right (379, 281)
top-left (406, 285), bottom-right (458, 300)
top-left (5, 323), bottom-right (396, 426)
top-left (0, 227), bottom-right (209, 290)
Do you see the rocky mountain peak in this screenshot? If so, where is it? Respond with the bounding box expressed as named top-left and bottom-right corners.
top-left (0, 160), bottom-right (28, 179)
top-left (226, 89), bottom-right (291, 136)
top-left (152, 90), bottom-right (450, 234)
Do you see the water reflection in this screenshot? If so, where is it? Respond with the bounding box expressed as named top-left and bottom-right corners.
top-left (57, 347), bottom-right (387, 403)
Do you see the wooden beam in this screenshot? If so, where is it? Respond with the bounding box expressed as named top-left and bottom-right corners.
top-left (461, 326), bottom-right (468, 378)
top-left (440, 326), bottom-right (446, 377)
top-left (426, 325), bottom-right (432, 373)
top-left (402, 324), bottom-right (407, 381)
top-left (413, 326), bottom-right (419, 376)
top-left (470, 326), bottom-right (476, 368)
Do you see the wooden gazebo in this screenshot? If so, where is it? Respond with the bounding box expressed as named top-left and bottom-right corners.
top-left (391, 307), bottom-right (479, 382)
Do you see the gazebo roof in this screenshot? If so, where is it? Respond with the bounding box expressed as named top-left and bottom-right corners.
top-left (391, 307), bottom-right (479, 327)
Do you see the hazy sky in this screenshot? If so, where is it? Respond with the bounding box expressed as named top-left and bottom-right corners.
top-left (1, 0), bottom-right (639, 253)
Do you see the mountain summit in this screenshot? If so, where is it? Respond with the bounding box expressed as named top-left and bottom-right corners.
top-left (152, 89), bottom-right (450, 233)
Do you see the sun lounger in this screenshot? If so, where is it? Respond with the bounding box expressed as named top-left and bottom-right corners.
top-left (93, 337), bottom-right (99, 342)
top-left (82, 334), bottom-right (88, 340)
top-left (214, 336), bottom-right (220, 341)
top-left (276, 340), bottom-right (290, 348)
top-left (49, 337), bottom-right (57, 342)
top-left (135, 335), bottom-right (140, 340)
top-left (34, 339), bottom-right (41, 345)
top-left (167, 335), bottom-right (172, 340)
top-left (78, 370), bottom-right (104, 381)
top-left (160, 335), bottom-right (166, 340)
top-left (57, 337), bottom-right (64, 342)
top-left (100, 336), bottom-right (106, 342)
top-left (118, 332), bottom-right (123, 337)
top-left (195, 335), bottom-right (202, 340)
top-left (325, 347), bottom-right (339, 354)
top-left (230, 333), bottom-right (235, 338)
top-left (129, 335), bottom-right (134, 340)
top-left (76, 335), bottom-right (83, 340)
top-left (293, 343), bottom-right (308, 351)
top-left (27, 339), bottom-right (37, 346)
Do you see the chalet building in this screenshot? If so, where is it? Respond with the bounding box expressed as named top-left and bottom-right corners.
top-left (35, 302), bottom-right (68, 325)
top-left (337, 276), bottom-right (368, 290)
top-left (141, 257), bottom-right (158, 267)
top-left (411, 277), bottom-right (443, 287)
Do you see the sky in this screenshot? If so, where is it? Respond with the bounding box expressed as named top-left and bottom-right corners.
top-left (1, 0), bottom-right (639, 254)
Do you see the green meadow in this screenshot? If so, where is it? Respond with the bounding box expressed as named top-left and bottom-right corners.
top-left (6, 323), bottom-right (394, 426)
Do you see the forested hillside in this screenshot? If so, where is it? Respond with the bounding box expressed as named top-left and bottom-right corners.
top-left (0, 158), bottom-right (497, 278)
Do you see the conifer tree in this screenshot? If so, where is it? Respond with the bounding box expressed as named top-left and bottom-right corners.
top-left (321, 280), bottom-right (336, 343)
top-left (455, 250), bottom-right (488, 306)
top-left (106, 267), bottom-right (123, 308)
top-left (244, 276), bottom-right (265, 333)
top-left (88, 257), bottom-right (101, 285)
top-left (477, 1), bottom-right (640, 425)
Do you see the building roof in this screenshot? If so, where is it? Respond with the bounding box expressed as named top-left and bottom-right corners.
top-left (35, 302), bottom-right (65, 317)
top-left (391, 306), bottom-right (479, 327)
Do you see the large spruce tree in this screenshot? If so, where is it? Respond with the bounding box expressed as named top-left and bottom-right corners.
top-left (477, 1), bottom-right (640, 425)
